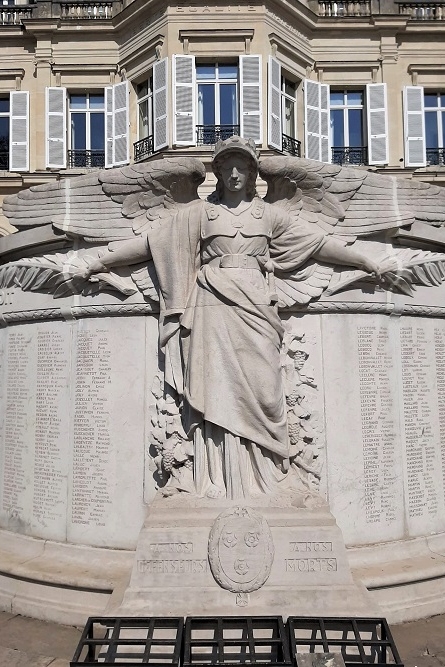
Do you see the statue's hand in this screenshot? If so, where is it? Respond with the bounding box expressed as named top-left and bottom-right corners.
top-left (360, 255), bottom-right (399, 278)
top-left (80, 257), bottom-right (110, 281)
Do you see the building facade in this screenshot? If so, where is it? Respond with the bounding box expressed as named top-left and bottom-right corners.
top-left (0, 0), bottom-right (445, 234)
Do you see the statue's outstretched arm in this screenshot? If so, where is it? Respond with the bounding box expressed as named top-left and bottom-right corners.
top-left (83, 236), bottom-right (151, 279)
top-left (314, 237), bottom-right (380, 275)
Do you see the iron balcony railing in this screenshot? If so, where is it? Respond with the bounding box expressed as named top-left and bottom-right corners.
top-left (331, 146), bottom-right (368, 165)
top-left (0, 152), bottom-right (9, 170)
top-left (426, 148), bottom-right (445, 166)
top-left (282, 134), bottom-right (301, 157)
top-left (134, 135), bottom-right (155, 162)
top-left (68, 150), bottom-right (105, 168)
top-left (196, 124), bottom-right (240, 146)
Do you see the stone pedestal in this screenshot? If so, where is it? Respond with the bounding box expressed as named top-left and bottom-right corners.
top-left (113, 496), bottom-right (378, 618)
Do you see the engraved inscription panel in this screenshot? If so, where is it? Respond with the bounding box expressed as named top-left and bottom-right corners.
top-left (67, 318), bottom-right (148, 549)
top-left (324, 314), bottom-right (445, 546)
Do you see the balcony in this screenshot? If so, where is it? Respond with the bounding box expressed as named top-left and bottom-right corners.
top-left (68, 150), bottom-right (105, 168)
top-left (0, 5), bottom-right (33, 25)
top-left (0, 152), bottom-right (9, 170)
top-left (331, 146), bottom-right (368, 165)
top-left (426, 148), bottom-right (445, 166)
top-left (398, 1), bottom-right (445, 18)
top-left (282, 134), bottom-right (301, 157)
top-left (318, 0), bottom-right (371, 15)
top-left (134, 136), bottom-right (154, 162)
top-left (60, 1), bottom-right (114, 19)
top-left (196, 125), bottom-right (240, 146)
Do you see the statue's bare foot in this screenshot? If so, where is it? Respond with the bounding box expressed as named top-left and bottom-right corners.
top-left (206, 484), bottom-right (225, 499)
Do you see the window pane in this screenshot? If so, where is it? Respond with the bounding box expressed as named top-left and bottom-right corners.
top-left (139, 99), bottom-right (149, 138)
top-left (137, 81), bottom-right (149, 99)
top-left (89, 94), bottom-right (104, 109)
top-left (348, 109), bottom-right (363, 146)
top-left (90, 113), bottom-right (105, 150)
top-left (0, 98), bottom-right (9, 113)
top-left (330, 109), bottom-right (344, 146)
top-left (425, 112), bottom-right (438, 148)
top-left (197, 84), bottom-right (215, 125)
top-left (442, 111), bottom-right (445, 149)
top-left (218, 64), bottom-right (238, 80)
top-left (330, 91), bottom-right (344, 106)
top-left (71, 113), bottom-right (86, 150)
top-left (347, 90), bottom-right (363, 106)
top-left (424, 94), bottom-right (438, 108)
top-left (284, 79), bottom-right (296, 99)
top-left (284, 98), bottom-right (296, 137)
top-left (0, 116), bottom-right (9, 152)
top-left (220, 84), bottom-right (237, 124)
top-left (70, 94), bottom-right (87, 110)
top-left (441, 94), bottom-right (445, 108)
top-left (196, 65), bottom-right (215, 81)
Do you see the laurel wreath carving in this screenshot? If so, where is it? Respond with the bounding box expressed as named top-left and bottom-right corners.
top-left (326, 249), bottom-right (445, 297)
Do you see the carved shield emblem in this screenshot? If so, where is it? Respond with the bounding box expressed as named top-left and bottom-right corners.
top-left (208, 507), bottom-right (274, 593)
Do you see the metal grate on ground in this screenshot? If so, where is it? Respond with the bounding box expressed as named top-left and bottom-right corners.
top-left (70, 617), bottom-right (184, 666)
top-left (287, 617), bottom-right (403, 667)
top-left (183, 616), bottom-right (292, 667)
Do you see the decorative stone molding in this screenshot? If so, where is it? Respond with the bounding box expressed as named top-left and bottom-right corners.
top-left (179, 29), bottom-right (254, 55)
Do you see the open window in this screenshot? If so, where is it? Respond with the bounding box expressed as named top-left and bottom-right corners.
top-left (172, 54), bottom-right (262, 147)
top-left (404, 86), bottom-right (445, 167)
top-left (46, 83), bottom-right (128, 169)
top-left (304, 80), bottom-right (388, 165)
top-left (267, 57), bottom-right (299, 156)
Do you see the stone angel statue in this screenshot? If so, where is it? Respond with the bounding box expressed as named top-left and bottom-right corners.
top-left (4, 135), bottom-right (445, 502)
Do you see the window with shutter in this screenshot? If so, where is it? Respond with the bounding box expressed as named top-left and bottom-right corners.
top-left (304, 79), bottom-right (329, 162)
top-left (105, 87), bottom-right (113, 168)
top-left (403, 86), bottom-right (426, 168)
top-left (173, 55), bottom-right (196, 146)
top-left (268, 56), bottom-right (281, 150)
top-left (420, 90), bottom-right (445, 167)
top-left (0, 96), bottom-right (9, 171)
top-left (153, 58), bottom-right (168, 151)
top-left (240, 55), bottom-right (262, 145)
top-left (113, 81), bottom-right (129, 166)
top-left (46, 87), bottom-right (67, 169)
top-left (366, 83), bottom-right (388, 165)
top-left (9, 90), bottom-right (29, 172)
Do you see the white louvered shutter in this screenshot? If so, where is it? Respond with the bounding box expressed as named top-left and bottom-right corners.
top-left (366, 83), bottom-right (388, 165)
top-left (173, 55), bottom-right (195, 146)
top-left (304, 79), bottom-right (330, 162)
top-left (240, 55), bottom-right (262, 145)
top-left (268, 56), bottom-right (282, 150)
top-left (105, 86), bottom-right (113, 168)
top-left (9, 91), bottom-right (29, 172)
top-left (45, 87), bottom-right (66, 169)
top-left (113, 81), bottom-right (129, 166)
top-left (153, 58), bottom-right (168, 151)
top-left (403, 86), bottom-right (426, 167)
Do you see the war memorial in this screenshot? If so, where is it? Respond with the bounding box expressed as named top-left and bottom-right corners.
top-left (1, 137), bottom-right (445, 651)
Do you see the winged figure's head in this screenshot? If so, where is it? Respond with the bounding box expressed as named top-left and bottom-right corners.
top-left (212, 135), bottom-right (259, 200)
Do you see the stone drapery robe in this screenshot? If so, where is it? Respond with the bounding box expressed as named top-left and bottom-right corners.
top-left (148, 198), bottom-right (327, 497)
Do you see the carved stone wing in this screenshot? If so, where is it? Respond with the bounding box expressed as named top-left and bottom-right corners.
top-left (260, 156), bottom-right (445, 239)
top-left (260, 156), bottom-right (445, 308)
top-left (1, 157), bottom-right (206, 301)
top-left (2, 157), bottom-right (206, 242)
